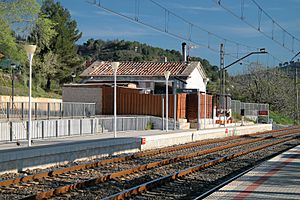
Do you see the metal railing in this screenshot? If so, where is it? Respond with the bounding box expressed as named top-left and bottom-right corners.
top-left (98, 116), bottom-right (152, 132)
top-left (0, 118), bottom-right (97, 142)
top-left (0, 102), bottom-right (95, 120)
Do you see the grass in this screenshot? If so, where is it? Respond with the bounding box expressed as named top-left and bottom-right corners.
top-left (0, 71), bottom-right (61, 99)
top-left (269, 111), bottom-right (295, 125)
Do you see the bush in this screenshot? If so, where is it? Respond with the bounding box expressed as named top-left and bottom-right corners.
top-left (145, 122), bottom-right (153, 130)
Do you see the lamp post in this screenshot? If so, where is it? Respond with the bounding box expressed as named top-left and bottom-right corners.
top-left (24, 44), bottom-right (37, 147)
top-left (71, 72), bottom-right (76, 84)
top-left (111, 62), bottom-right (119, 138)
top-left (220, 44), bottom-right (267, 126)
top-left (164, 71), bottom-right (171, 132)
top-left (203, 77), bottom-right (209, 129)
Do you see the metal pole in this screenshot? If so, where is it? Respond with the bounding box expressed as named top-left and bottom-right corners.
top-left (197, 91), bottom-right (201, 130)
top-left (220, 43), bottom-right (224, 127)
top-left (204, 90), bottom-right (207, 129)
top-left (114, 69), bottom-right (117, 137)
top-left (223, 70), bottom-right (226, 126)
top-left (28, 53), bottom-right (33, 147)
top-left (165, 77), bottom-right (169, 132)
top-left (296, 66), bottom-right (299, 124)
top-left (173, 80), bottom-right (177, 130)
top-left (11, 71), bottom-right (15, 117)
top-left (162, 96), bottom-right (164, 130)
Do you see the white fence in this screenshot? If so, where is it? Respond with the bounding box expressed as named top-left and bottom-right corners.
top-left (0, 116), bottom-right (166, 143)
top-left (0, 118), bottom-right (97, 142)
top-left (0, 102), bottom-right (95, 120)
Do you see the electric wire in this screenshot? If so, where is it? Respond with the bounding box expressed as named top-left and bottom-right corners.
top-left (87, 0), bottom-right (284, 67)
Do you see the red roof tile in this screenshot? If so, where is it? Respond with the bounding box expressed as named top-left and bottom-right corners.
top-left (80, 61), bottom-right (202, 77)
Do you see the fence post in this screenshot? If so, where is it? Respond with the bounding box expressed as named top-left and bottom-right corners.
top-left (83, 103), bottom-right (86, 118)
top-left (47, 103), bottom-right (50, 120)
top-left (21, 102), bottom-right (24, 120)
top-left (60, 103), bottom-right (62, 119)
top-left (7, 102), bottom-right (10, 119)
top-left (80, 119), bottom-right (83, 135)
top-left (55, 120), bottom-right (58, 137)
top-left (122, 118), bottom-right (124, 131)
top-left (68, 119), bottom-right (71, 136)
top-left (9, 121), bottom-right (13, 141)
top-left (72, 104), bottom-right (74, 119)
top-left (35, 102), bottom-right (38, 120)
top-left (26, 121), bottom-right (29, 140)
top-left (135, 117), bottom-right (138, 131)
top-left (42, 120), bottom-right (45, 139)
top-left (91, 119), bottom-right (94, 134)
top-left (102, 118), bottom-right (104, 133)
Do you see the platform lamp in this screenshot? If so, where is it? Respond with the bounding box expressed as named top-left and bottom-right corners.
top-left (24, 44), bottom-right (37, 147)
top-left (71, 72), bottom-right (76, 84)
top-left (203, 77), bottom-right (209, 129)
top-left (111, 62), bottom-right (120, 138)
top-left (164, 71), bottom-right (171, 132)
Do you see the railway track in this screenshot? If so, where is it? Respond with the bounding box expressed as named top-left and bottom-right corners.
top-left (0, 126), bottom-right (297, 183)
top-left (0, 126), bottom-right (299, 199)
top-left (104, 135), bottom-right (300, 200)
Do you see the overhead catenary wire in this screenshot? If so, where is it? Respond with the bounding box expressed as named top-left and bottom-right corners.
top-left (87, 0), bottom-right (284, 67)
top-left (215, 0), bottom-right (300, 55)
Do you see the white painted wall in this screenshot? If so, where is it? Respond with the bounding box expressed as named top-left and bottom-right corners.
top-left (185, 68), bottom-right (206, 92)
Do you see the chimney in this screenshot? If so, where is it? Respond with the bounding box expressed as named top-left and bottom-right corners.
top-left (182, 42), bottom-right (187, 62)
top-left (160, 56), bottom-right (167, 63)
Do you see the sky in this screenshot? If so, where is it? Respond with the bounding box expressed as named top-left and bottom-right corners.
top-left (57, 0), bottom-right (300, 74)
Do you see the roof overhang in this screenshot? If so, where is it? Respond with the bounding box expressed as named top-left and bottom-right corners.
top-left (82, 75), bottom-right (188, 84)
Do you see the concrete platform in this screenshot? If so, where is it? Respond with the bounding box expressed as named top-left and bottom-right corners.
top-left (204, 144), bottom-right (300, 200)
top-left (0, 124), bottom-right (271, 174)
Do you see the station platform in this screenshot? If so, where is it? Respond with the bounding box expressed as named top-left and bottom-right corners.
top-left (0, 124), bottom-right (271, 174)
top-left (204, 144), bottom-right (300, 200)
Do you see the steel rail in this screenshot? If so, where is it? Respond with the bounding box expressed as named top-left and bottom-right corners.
top-left (103, 137), bottom-right (296, 200)
top-left (22, 129), bottom-right (300, 200)
top-left (1, 126), bottom-right (296, 187)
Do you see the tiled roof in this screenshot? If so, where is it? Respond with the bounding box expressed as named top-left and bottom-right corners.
top-left (80, 61), bottom-right (203, 77)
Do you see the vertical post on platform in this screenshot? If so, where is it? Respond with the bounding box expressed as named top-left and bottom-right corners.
top-left (203, 78), bottom-right (209, 129)
top-left (24, 44), bottom-right (37, 147)
top-left (219, 44), bottom-right (225, 126)
top-left (173, 80), bottom-right (177, 130)
top-left (164, 71), bottom-right (170, 132)
top-left (111, 62), bottom-right (119, 138)
top-left (197, 90), bottom-right (201, 130)
top-left (162, 95), bottom-right (164, 131)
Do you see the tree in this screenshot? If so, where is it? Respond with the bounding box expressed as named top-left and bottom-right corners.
top-left (0, 0), bottom-right (40, 62)
top-left (40, 0), bottom-right (82, 68)
top-left (230, 63), bottom-right (295, 118)
top-left (29, 14), bottom-right (57, 54)
top-left (0, 18), bottom-right (20, 61)
top-left (28, 0), bottom-right (82, 89)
